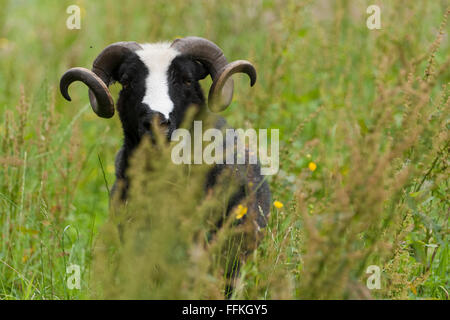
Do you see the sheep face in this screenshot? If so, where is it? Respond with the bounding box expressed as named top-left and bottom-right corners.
top-left (116, 43), bottom-right (208, 141)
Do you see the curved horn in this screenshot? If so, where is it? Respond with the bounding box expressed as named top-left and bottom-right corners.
top-left (171, 37), bottom-right (257, 112)
top-left (171, 36), bottom-right (228, 82)
top-left (208, 60), bottom-right (256, 112)
top-left (60, 67), bottom-right (115, 118)
top-left (59, 41), bottom-right (142, 118)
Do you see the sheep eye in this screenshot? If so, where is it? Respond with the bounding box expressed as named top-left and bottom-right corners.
top-left (183, 79), bottom-right (192, 86)
top-left (120, 73), bottom-right (133, 89)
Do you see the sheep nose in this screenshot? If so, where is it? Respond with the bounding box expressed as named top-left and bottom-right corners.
top-left (152, 111), bottom-right (169, 126)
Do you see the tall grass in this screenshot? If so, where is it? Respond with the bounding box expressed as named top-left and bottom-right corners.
top-left (0, 0), bottom-right (448, 299)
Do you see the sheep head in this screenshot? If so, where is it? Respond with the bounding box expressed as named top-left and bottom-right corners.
top-left (60, 37), bottom-right (257, 124)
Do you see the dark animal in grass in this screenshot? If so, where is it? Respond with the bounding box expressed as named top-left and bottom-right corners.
top-left (60, 37), bottom-right (271, 297)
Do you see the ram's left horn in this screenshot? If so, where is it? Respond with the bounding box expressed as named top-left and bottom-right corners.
top-left (171, 36), bottom-right (257, 112)
top-left (208, 60), bottom-right (256, 112)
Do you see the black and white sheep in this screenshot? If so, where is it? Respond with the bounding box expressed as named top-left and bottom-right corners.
top-left (59, 36), bottom-right (271, 295)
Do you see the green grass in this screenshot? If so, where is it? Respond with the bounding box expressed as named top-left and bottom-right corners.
top-left (0, 0), bottom-right (448, 299)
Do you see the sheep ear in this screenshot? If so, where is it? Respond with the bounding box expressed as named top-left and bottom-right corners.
top-left (194, 60), bottom-right (209, 80)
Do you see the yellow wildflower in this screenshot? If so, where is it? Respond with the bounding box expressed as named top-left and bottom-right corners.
top-left (410, 284), bottom-right (417, 295)
top-left (234, 204), bottom-right (248, 219)
top-left (308, 161), bottom-right (317, 171)
top-left (273, 200), bottom-right (284, 209)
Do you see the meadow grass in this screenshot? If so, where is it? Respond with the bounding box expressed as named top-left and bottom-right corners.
top-left (0, 0), bottom-right (448, 299)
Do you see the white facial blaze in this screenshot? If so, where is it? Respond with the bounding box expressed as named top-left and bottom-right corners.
top-left (136, 42), bottom-right (180, 119)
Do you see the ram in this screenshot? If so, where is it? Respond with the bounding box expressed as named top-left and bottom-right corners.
top-left (59, 36), bottom-right (271, 296)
